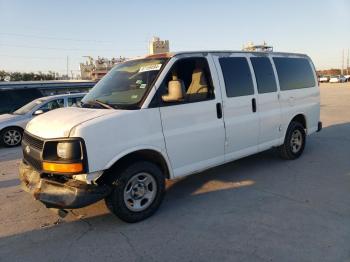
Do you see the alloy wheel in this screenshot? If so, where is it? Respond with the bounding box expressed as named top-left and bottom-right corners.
top-left (3, 129), bottom-right (22, 146)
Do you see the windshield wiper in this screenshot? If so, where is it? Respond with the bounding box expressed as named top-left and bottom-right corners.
top-left (94, 99), bottom-right (115, 109)
top-left (81, 100), bottom-right (115, 109)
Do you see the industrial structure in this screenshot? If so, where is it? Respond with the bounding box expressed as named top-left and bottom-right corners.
top-left (242, 41), bottom-right (273, 52)
top-left (148, 36), bottom-right (170, 55)
top-left (79, 37), bottom-right (170, 80)
top-left (79, 56), bottom-right (126, 81)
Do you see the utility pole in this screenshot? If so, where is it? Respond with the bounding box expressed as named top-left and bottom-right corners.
top-left (347, 49), bottom-right (349, 75)
top-left (66, 56), bottom-right (69, 80)
top-left (341, 49), bottom-right (344, 75)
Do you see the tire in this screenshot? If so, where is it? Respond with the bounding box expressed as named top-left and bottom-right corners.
top-left (278, 121), bottom-right (306, 160)
top-left (105, 161), bottom-right (165, 223)
top-left (1, 127), bottom-right (23, 147)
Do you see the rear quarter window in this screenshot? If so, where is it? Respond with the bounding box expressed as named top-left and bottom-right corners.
top-left (273, 57), bottom-right (315, 90)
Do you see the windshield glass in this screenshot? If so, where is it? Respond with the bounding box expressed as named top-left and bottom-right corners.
top-left (82, 58), bottom-right (168, 109)
top-left (13, 98), bottom-right (45, 115)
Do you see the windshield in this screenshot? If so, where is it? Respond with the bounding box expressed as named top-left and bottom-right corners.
top-left (13, 98), bottom-right (45, 115)
top-left (81, 58), bottom-right (168, 109)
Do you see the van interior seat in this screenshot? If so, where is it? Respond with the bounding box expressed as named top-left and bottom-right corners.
top-left (186, 68), bottom-right (209, 102)
top-left (162, 75), bottom-right (185, 102)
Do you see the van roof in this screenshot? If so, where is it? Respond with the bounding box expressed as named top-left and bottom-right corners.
top-left (144, 51), bottom-right (309, 59)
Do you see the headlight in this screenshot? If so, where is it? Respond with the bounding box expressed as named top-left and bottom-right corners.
top-left (42, 139), bottom-right (86, 174)
top-left (57, 141), bottom-right (81, 160)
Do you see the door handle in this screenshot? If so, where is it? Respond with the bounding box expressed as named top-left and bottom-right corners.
top-left (252, 98), bottom-right (257, 113)
top-left (216, 103), bottom-right (222, 119)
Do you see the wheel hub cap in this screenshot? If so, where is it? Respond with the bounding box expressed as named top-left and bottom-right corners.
top-left (132, 183), bottom-right (146, 199)
top-left (290, 130), bottom-right (302, 153)
top-left (124, 172), bottom-right (157, 212)
top-left (3, 130), bottom-right (21, 146)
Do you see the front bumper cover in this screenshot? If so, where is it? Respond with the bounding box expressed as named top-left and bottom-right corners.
top-left (19, 161), bottom-right (111, 209)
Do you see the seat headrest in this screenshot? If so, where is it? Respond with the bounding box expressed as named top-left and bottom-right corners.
top-left (162, 78), bottom-right (185, 102)
top-left (191, 68), bottom-right (207, 86)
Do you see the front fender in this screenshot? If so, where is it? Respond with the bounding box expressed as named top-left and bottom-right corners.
top-left (104, 145), bottom-right (174, 179)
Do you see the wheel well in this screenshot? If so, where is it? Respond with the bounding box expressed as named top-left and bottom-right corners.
top-left (97, 149), bottom-right (170, 185)
top-left (291, 114), bottom-right (307, 129)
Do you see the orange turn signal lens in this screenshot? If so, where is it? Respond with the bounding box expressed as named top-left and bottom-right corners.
top-left (43, 162), bottom-right (83, 173)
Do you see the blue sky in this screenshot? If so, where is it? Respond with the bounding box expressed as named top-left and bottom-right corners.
top-left (0, 0), bottom-right (349, 73)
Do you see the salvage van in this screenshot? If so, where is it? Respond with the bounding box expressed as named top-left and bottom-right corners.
top-left (19, 51), bottom-right (322, 223)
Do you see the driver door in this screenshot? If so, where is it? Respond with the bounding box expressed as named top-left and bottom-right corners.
top-left (157, 55), bottom-right (226, 178)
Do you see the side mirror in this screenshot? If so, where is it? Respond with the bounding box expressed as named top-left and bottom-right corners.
top-left (33, 109), bottom-right (44, 116)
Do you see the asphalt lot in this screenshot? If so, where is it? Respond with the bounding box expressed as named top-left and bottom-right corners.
top-left (0, 83), bottom-right (350, 262)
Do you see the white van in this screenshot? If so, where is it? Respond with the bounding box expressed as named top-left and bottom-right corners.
top-left (20, 51), bottom-right (322, 222)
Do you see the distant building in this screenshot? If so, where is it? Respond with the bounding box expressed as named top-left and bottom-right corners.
top-left (149, 36), bottom-right (170, 55)
top-left (243, 41), bottom-right (273, 52)
top-left (80, 56), bottom-right (126, 81)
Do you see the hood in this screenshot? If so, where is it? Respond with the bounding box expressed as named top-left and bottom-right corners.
top-left (26, 107), bottom-right (115, 139)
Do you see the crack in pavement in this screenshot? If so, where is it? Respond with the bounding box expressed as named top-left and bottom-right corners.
top-left (120, 231), bottom-right (143, 261)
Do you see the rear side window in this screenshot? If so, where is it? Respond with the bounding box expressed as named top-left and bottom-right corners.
top-left (68, 97), bottom-right (83, 106)
top-left (273, 57), bottom-right (315, 90)
top-left (219, 57), bottom-right (254, 97)
top-left (250, 57), bottom-right (277, 93)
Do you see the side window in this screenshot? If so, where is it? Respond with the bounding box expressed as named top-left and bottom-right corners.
top-left (273, 57), bottom-right (315, 90)
top-left (250, 57), bottom-right (277, 94)
top-left (39, 99), bottom-right (64, 112)
top-left (68, 97), bottom-right (83, 107)
top-left (219, 57), bottom-right (254, 97)
top-left (158, 57), bottom-right (214, 105)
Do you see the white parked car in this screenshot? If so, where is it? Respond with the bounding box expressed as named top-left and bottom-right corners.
top-left (329, 75), bottom-right (347, 83)
top-left (318, 75), bottom-right (330, 83)
top-left (0, 93), bottom-right (85, 147)
top-left (19, 51), bottom-right (321, 222)
top-left (344, 75), bottom-right (350, 82)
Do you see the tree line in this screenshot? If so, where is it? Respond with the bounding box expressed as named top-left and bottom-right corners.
top-left (317, 68), bottom-right (349, 76)
top-left (0, 70), bottom-right (68, 81)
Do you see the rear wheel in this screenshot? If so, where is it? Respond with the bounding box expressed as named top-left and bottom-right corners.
top-left (1, 127), bottom-right (23, 147)
top-left (105, 161), bottom-right (165, 223)
top-left (278, 121), bottom-right (306, 160)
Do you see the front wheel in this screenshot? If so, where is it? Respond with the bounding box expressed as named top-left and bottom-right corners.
top-left (278, 121), bottom-right (306, 160)
top-left (1, 127), bottom-right (23, 147)
top-left (105, 161), bottom-right (165, 223)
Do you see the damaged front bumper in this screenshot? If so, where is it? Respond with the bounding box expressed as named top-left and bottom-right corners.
top-left (19, 161), bottom-right (111, 209)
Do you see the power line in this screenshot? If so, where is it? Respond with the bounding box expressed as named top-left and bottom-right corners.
top-left (0, 32), bottom-right (113, 44)
top-left (0, 43), bottom-right (145, 53)
top-left (0, 43), bottom-right (115, 52)
top-left (0, 54), bottom-right (66, 60)
top-left (0, 32), bottom-right (149, 44)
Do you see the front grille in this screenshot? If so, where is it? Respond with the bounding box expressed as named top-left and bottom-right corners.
top-left (24, 153), bottom-right (42, 171)
top-left (22, 132), bottom-right (44, 150)
top-left (22, 132), bottom-right (44, 171)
